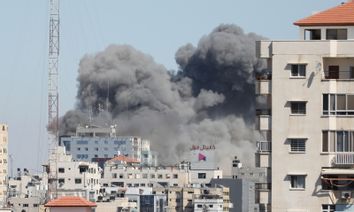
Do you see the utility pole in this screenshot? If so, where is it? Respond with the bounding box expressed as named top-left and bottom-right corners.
top-left (47, 0), bottom-right (60, 200)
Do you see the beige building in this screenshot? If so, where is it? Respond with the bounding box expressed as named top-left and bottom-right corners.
top-left (154, 185), bottom-right (231, 212)
top-left (256, 1), bottom-right (354, 211)
top-left (0, 124), bottom-right (8, 207)
top-left (46, 146), bottom-right (101, 201)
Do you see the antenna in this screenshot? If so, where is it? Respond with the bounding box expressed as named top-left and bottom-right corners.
top-left (48, 0), bottom-right (60, 200)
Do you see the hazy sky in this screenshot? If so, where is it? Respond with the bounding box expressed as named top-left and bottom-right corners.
top-left (0, 0), bottom-right (341, 174)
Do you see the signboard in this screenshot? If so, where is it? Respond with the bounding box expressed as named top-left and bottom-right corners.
top-left (190, 145), bottom-right (216, 170)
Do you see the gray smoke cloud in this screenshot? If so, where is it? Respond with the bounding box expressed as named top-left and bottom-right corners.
top-left (58, 24), bottom-right (266, 171)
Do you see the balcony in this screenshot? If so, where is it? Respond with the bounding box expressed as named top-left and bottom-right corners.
top-left (323, 58), bottom-right (354, 80)
top-left (255, 183), bottom-right (271, 191)
top-left (333, 153), bottom-right (354, 165)
top-left (255, 80), bottom-right (271, 95)
top-left (257, 141), bottom-right (271, 153)
top-left (256, 110), bottom-right (271, 131)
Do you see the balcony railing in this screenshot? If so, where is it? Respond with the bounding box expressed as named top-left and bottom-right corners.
top-left (324, 70), bottom-right (354, 80)
top-left (256, 109), bottom-right (271, 116)
top-left (255, 183), bottom-right (271, 190)
top-left (255, 73), bottom-right (272, 80)
top-left (334, 153), bottom-right (354, 165)
top-left (257, 141), bottom-right (271, 153)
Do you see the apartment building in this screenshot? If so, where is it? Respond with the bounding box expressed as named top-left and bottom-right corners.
top-left (0, 124), bottom-right (8, 207)
top-left (45, 146), bottom-right (101, 201)
top-left (60, 125), bottom-right (157, 166)
top-left (256, 1), bottom-right (354, 211)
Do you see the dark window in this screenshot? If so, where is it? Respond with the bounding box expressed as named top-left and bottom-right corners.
top-left (290, 139), bottom-right (306, 152)
top-left (198, 173), bottom-right (206, 179)
top-left (305, 29), bottom-right (321, 40)
top-left (291, 64), bottom-right (306, 77)
top-left (326, 29), bottom-right (347, 40)
top-left (290, 102), bottom-right (306, 114)
top-left (75, 178), bottom-right (82, 184)
top-left (350, 67), bottom-right (354, 79)
top-left (290, 175), bottom-right (305, 189)
top-left (58, 178), bottom-right (65, 184)
top-left (58, 168), bottom-right (64, 173)
top-left (327, 65), bottom-right (339, 79)
top-left (322, 131), bottom-right (329, 152)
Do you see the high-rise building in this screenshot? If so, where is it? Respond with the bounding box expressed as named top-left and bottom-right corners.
top-left (0, 124), bottom-right (8, 206)
top-left (60, 125), bottom-right (157, 166)
top-left (256, 1), bottom-right (354, 211)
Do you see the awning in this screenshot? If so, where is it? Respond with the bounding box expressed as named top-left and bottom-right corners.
top-left (287, 172), bottom-right (307, 176)
top-left (321, 168), bottom-right (354, 175)
top-left (287, 62), bottom-right (308, 65)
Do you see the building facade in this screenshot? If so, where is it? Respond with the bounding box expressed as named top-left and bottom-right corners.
top-left (0, 124), bottom-right (8, 207)
top-left (46, 146), bottom-right (101, 201)
top-left (256, 1), bottom-right (354, 211)
top-left (60, 125), bottom-right (157, 166)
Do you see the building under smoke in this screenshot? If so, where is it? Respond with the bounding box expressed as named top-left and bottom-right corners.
top-left (57, 24), bottom-right (266, 171)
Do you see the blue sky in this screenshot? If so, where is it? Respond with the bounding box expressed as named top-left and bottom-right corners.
top-left (0, 0), bottom-right (341, 173)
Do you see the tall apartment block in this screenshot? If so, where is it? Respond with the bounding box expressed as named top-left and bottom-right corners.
top-left (256, 1), bottom-right (354, 211)
top-left (0, 124), bottom-right (8, 206)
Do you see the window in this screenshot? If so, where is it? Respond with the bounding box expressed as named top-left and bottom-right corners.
top-left (75, 178), bottom-right (82, 184)
top-left (158, 174), bottom-right (163, 179)
top-left (290, 175), bottom-right (305, 189)
top-left (350, 67), bottom-right (354, 79)
top-left (326, 29), bottom-right (347, 40)
top-left (326, 65), bottom-right (339, 79)
top-left (290, 139), bottom-right (306, 153)
top-left (305, 29), bottom-right (321, 40)
top-left (323, 94), bottom-right (354, 115)
top-left (58, 178), bottom-right (65, 184)
top-left (322, 131), bottom-right (354, 152)
top-left (290, 102), bottom-right (306, 115)
top-left (173, 174), bottom-right (178, 179)
top-left (291, 64), bottom-right (306, 77)
top-left (322, 204), bottom-right (335, 212)
top-left (77, 140), bottom-right (88, 145)
top-left (58, 168), bottom-right (65, 173)
top-left (198, 173), bottom-right (206, 179)
top-left (150, 174), bottom-right (155, 179)
top-left (112, 173), bottom-right (117, 178)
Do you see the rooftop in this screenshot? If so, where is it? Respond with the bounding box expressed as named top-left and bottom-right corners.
top-left (108, 155), bottom-right (140, 164)
top-left (45, 196), bottom-right (96, 208)
top-left (294, 1), bottom-right (354, 26)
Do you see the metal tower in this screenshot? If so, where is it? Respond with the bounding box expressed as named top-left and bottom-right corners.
top-left (47, 0), bottom-right (60, 199)
top-left (48, 0), bottom-right (59, 137)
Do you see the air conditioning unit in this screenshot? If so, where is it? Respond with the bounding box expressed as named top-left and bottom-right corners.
top-left (341, 191), bottom-right (352, 199)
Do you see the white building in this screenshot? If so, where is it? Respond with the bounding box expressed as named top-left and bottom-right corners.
top-left (7, 169), bottom-right (47, 211)
top-left (60, 125), bottom-right (157, 166)
top-left (46, 146), bottom-right (101, 201)
top-left (256, 1), bottom-right (354, 211)
top-left (0, 124), bottom-right (8, 207)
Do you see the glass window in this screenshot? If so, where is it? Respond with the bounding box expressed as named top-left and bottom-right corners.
top-left (290, 175), bottom-right (305, 189)
top-left (291, 64), bottom-right (306, 77)
top-left (291, 102), bottom-right (306, 114)
top-left (348, 95), bottom-right (354, 110)
top-left (305, 29), bottom-right (321, 40)
top-left (198, 173), bottom-right (206, 179)
top-left (326, 29), bottom-right (347, 40)
top-left (337, 94), bottom-right (346, 111)
top-left (289, 139), bottom-right (306, 152)
top-left (322, 131), bottom-right (329, 152)
top-left (323, 94), bottom-right (329, 115)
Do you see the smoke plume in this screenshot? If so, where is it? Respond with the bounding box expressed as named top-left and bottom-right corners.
top-left (59, 24), bottom-right (266, 170)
